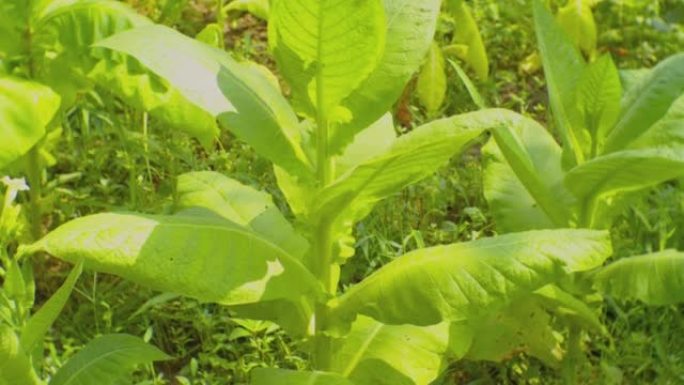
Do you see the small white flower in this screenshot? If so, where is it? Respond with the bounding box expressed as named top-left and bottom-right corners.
top-left (2, 176), bottom-right (30, 203)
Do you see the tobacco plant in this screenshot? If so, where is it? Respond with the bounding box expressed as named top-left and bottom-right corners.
top-left (20, 1), bottom-right (616, 384)
top-left (482, 1), bottom-right (684, 382)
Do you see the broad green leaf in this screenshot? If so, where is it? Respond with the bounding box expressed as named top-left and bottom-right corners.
top-left (564, 147), bottom-right (684, 200)
top-left (329, 0), bottom-right (441, 155)
top-left (449, 59), bottom-right (486, 109)
top-left (482, 111), bottom-right (574, 231)
top-left (448, 0), bottom-right (489, 80)
top-left (49, 334), bottom-right (169, 385)
top-left (575, 55), bottom-right (621, 151)
top-left (0, 77), bottom-right (60, 171)
top-left (251, 368), bottom-right (354, 385)
top-left (416, 43), bottom-right (447, 114)
top-left (457, 298), bottom-right (561, 366)
top-left (226, 0), bottom-right (270, 20)
top-left (330, 315), bottom-right (463, 385)
top-left (534, 285), bottom-right (604, 333)
top-left (603, 53), bottom-right (684, 153)
top-left (556, 0), bottom-right (597, 58)
top-left (533, 0), bottom-right (586, 166)
top-left (594, 250), bottom-right (684, 306)
top-left (269, 0), bottom-right (386, 118)
top-left (0, 326), bottom-right (41, 385)
top-left (175, 171), bottom-right (308, 261)
top-left (20, 261), bottom-right (83, 353)
top-left (23, 213), bottom-right (321, 306)
top-left (329, 229), bottom-right (611, 328)
top-left (97, 25), bottom-right (313, 179)
top-left (627, 94), bottom-right (684, 149)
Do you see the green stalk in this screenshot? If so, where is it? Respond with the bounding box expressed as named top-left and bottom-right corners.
top-left (26, 146), bottom-right (43, 240)
top-left (562, 325), bottom-right (582, 385)
top-left (312, 44), bottom-right (335, 369)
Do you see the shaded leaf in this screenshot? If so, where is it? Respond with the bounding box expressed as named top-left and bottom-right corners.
top-left (416, 42), bottom-right (447, 114)
top-left (251, 368), bottom-right (354, 385)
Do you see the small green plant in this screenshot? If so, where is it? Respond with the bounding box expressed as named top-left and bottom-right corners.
top-left (19, 1), bottom-right (617, 384)
top-left (481, 1), bottom-right (684, 382)
top-left (0, 177), bottom-right (168, 385)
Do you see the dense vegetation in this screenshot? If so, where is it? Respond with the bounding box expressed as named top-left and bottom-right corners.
top-left (1, 0), bottom-right (683, 384)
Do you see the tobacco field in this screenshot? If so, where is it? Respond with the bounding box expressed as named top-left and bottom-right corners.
top-left (1, 0), bottom-right (684, 384)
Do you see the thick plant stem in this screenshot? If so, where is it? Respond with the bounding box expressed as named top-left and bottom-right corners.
top-left (562, 325), bottom-right (582, 385)
top-left (26, 146), bottom-right (43, 240)
top-left (312, 63), bottom-right (335, 369)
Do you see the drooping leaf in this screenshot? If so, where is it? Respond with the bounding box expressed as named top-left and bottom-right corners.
top-left (330, 315), bottom-right (462, 385)
top-left (564, 147), bottom-right (684, 200)
top-left (603, 53), bottom-right (684, 153)
top-left (329, 229), bottom-right (611, 329)
top-left (269, 0), bottom-right (386, 118)
top-left (482, 111), bottom-right (574, 231)
top-left (20, 261), bottom-right (83, 353)
top-left (175, 171), bottom-right (309, 261)
top-left (575, 55), bottom-right (622, 151)
top-left (97, 24), bottom-right (313, 179)
top-left (49, 334), bottom-right (169, 385)
top-left (250, 368), bottom-right (354, 385)
top-left (329, 0), bottom-right (441, 155)
top-left (448, 0), bottom-right (489, 80)
top-left (23, 213), bottom-right (321, 306)
top-left (0, 77), bottom-right (60, 171)
top-left (556, 0), bottom-right (597, 58)
top-left (0, 326), bottom-right (41, 385)
top-left (594, 250), bottom-right (684, 306)
top-left (416, 43), bottom-right (447, 114)
top-left (533, 0), bottom-right (586, 166)
top-left (226, 0), bottom-right (270, 20)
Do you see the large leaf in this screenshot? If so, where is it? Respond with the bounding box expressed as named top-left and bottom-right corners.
top-left (330, 316), bottom-right (466, 385)
top-left (603, 53), bottom-right (684, 153)
top-left (251, 368), bottom-right (354, 385)
top-left (483, 112), bottom-right (574, 231)
top-left (329, 0), bottom-right (441, 154)
top-left (594, 250), bottom-right (684, 306)
top-left (97, 24), bottom-right (313, 179)
top-left (175, 171), bottom-right (308, 261)
top-left (0, 326), bottom-right (41, 385)
top-left (448, 0), bottom-right (489, 80)
top-left (23, 213), bottom-right (321, 306)
top-left (269, 0), bottom-right (386, 118)
top-left (20, 261), bottom-right (83, 353)
top-left (416, 42), bottom-right (447, 114)
top-left (0, 77), bottom-right (60, 170)
top-left (335, 113), bottom-right (396, 177)
top-left (49, 334), bottom-right (169, 385)
top-left (564, 147), bottom-right (684, 200)
top-left (533, 0), bottom-right (586, 166)
top-left (329, 229), bottom-right (611, 329)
